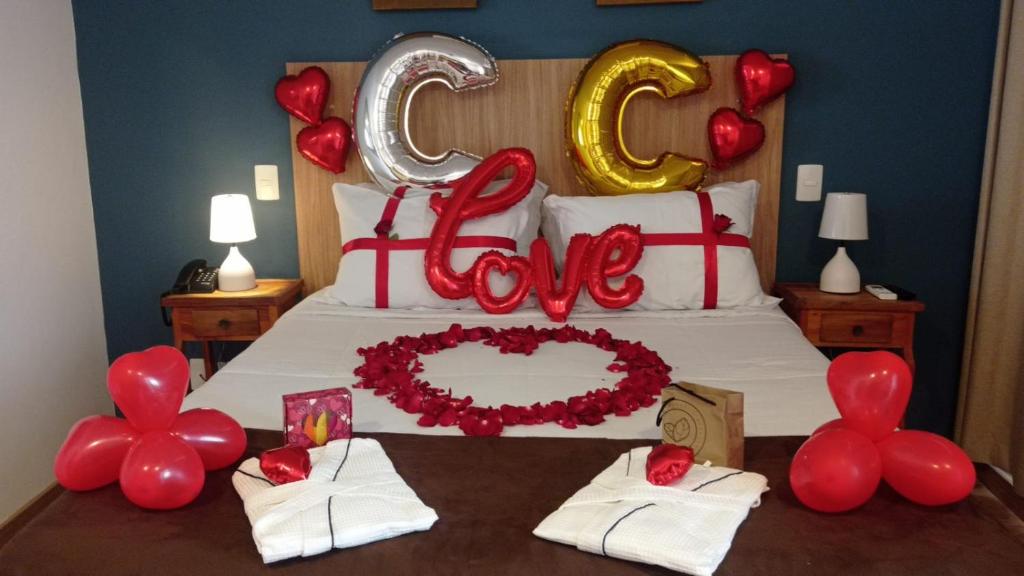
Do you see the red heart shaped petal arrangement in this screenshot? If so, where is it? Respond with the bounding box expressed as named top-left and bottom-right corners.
top-left (353, 323), bottom-right (672, 436)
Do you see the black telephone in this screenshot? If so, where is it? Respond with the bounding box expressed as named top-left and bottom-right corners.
top-left (162, 260), bottom-right (218, 327)
top-left (172, 259), bottom-right (219, 294)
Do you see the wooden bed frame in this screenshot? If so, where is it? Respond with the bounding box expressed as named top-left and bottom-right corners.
top-left (287, 55), bottom-right (785, 295)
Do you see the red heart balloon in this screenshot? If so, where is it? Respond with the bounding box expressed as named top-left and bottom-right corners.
top-left (170, 408), bottom-right (247, 471)
top-left (259, 445), bottom-right (312, 485)
top-left (877, 430), bottom-right (976, 506)
top-left (735, 49), bottom-right (795, 115)
top-left (275, 66), bottom-right (329, 125)
top-left (119, 431), bottom-right (205, 510)
top-left (827, 351), bottom-right (912, 442)
top-left (107, 345), bottom-right (189, 432)
top-left (54, 415), bottom-right (139, 491)
top-left (296, 116), bottom-right (351, 174)
top-left (707, 107), bottom-right (765, 170)
top-left (790, 428), bottom-right (881, 513)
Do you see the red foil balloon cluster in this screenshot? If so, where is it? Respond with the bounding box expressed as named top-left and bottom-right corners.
top-left (275, 66), bottom-right (352, 173)
top-left (426, 148), bottom-right (645, 322)
top-left (706, 49), bottom-right (795, 170)
top-left (353, 323), bottom-right (672, 436)
top-left (54, 346), bottom-right (246, 510)
top-left (790, 351), bottom-right (975, 513)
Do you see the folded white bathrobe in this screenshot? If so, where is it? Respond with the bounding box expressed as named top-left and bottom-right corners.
top-left (233, 438), bottom-right (438, 564)
top-left (534, 446), bottom-right (767, 576)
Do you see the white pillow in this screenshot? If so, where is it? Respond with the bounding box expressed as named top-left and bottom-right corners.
top-left (541, 181), bottom-right (767, 310)
top-left (331, 179), bottom-right (546, 309)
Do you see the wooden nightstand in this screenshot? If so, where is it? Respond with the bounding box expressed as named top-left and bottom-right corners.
top-left (160, 279), bottom-right (303, 379)
top-left (775, 282), bottom-right (925, 373)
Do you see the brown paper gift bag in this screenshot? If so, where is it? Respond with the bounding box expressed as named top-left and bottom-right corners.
top-left (657, 382), bottom-right (744, 468)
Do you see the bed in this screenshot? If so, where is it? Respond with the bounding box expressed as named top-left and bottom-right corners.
top-left (176, 52), bottom-right (831, 437)
top-left (181, 289), bottom-right (838, 437)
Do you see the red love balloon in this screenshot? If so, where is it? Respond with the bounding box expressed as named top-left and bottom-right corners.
top-left (426, 148), bottom-right (536, 300)
top-left (471, 251), bottom-right (533, 314)
top-left (707, 107), bottom-right (765, 170)
top-left (275, 66), bottom-right (329, 125)
top-left (790, 428), bottom-right (881, 513)
top-left (827, 351), bottom-right (912, 442)
top-left (531, 234), bottom-right (592, 323)
top-left (54, 416), bottom-right (139, 491)
top-left (428, 148), bottom-right (536, 222)
top-left (170, 408), bottom-right (247, 471)
top-left (736, 49), bottom-right (795, 115)
top-left (877, 430), bottom-right (976, 506)
top-left (108, 345), bottom-right (189, 432)
top-left (586, 224), bottom-right (644, 309)
top-left (296, 116), bottom-right (352, 174)
top-left (119, 431), bottom-right (205, 510)
top-left (259, 446), bottom-right (312, 485)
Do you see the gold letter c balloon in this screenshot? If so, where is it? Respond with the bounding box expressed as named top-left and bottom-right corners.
top-left (567, 40), bottom-right (711, 196)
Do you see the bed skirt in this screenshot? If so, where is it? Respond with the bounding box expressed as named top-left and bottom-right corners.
top-left (1, 430), bottom-right (1022, 575)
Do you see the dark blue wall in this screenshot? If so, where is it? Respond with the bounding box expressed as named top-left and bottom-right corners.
top-left (72, 0), bottom-right (999, 435)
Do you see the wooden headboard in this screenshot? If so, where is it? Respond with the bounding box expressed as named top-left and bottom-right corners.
top-left (287, 55), bottom-right (785, 295)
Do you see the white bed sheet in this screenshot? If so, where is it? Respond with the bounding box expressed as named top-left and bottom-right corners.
top-left (182, 290), bottom-right (837, 438)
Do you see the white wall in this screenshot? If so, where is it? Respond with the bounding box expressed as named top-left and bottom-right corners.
top-left (0, 0), bottom-right (110, 523)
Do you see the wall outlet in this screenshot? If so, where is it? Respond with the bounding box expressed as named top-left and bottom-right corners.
top-left (796, 164), bottom-right (823, 201)
top-left (189, 358), bottom-right (207, 389)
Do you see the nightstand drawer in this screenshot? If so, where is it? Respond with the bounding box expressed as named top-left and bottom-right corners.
top-left (818, 312), bottom-right (893, 344)
top-left (190, 308), bottom-right (260, 338)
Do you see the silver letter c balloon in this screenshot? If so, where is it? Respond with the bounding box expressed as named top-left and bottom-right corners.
top-left (354, 32), bottom-right (499, 192)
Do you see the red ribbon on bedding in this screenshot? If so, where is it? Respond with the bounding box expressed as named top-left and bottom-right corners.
top-left (640, 193), bottom-right (750, 309)
top-left (341, 187), bottom-right (517, 308)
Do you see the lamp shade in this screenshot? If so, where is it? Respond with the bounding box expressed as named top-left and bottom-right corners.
top-left (818, 193), bottom-right (868, 241)
top-left (210, 194), bottom-right (257, 244)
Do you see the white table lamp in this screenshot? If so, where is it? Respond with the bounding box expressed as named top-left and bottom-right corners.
top-left (210, 194), bottom-right (257, 291)
top-left (818, 192), bottom-right (868, 294)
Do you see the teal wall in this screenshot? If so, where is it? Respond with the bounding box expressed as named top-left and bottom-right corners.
top-left (71, 0), bottom-right (1000, 435)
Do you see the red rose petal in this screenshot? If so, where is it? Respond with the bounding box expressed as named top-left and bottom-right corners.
top-left (353, 325), bottom-right (670, 437)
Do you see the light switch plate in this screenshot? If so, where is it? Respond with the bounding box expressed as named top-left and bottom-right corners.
top-left (254, 164), bottom-right (279, 201)
top-left (796, 164), bottom-right (823, 202)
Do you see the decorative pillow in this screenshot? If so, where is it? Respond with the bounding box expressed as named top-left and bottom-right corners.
top-left (331, 179), bottom-right (547, 309)
top-left (541, 181), bottom-right (767, 310)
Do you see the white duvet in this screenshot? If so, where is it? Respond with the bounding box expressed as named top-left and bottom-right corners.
top-left (182, 290), bottom-right (837, 437)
